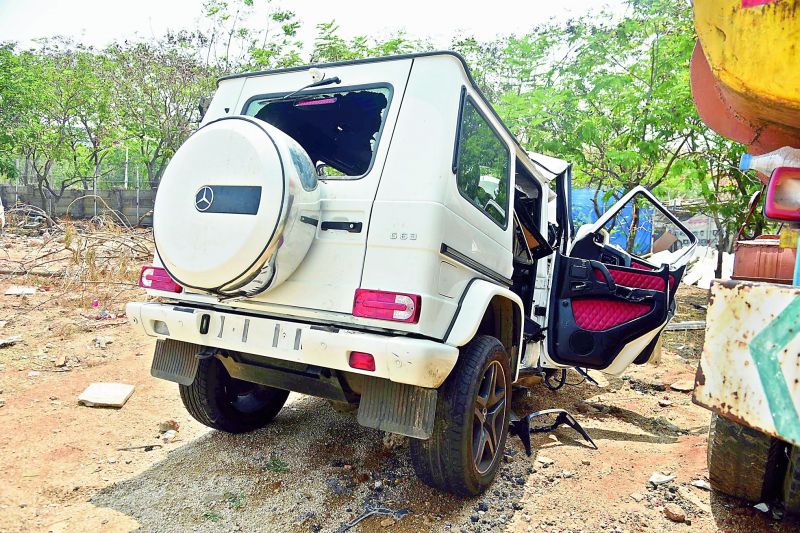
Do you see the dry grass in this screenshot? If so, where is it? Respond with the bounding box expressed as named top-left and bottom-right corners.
top-left (1, 206), bottom-right (154, 320)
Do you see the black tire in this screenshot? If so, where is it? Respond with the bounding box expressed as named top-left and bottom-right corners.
top-left (784, 445), bottom-right (800, 515)
top-left (707, 413), bottom-right (784, 502)
top-left (179, 357), bottom-right (289, 433)
top-left (410, 335), bottom-right (511, 496)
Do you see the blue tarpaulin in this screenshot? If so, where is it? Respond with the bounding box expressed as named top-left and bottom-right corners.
top-left (571, 189), bottom-right (653, 255)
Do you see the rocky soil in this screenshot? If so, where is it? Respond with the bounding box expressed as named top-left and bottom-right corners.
top-left (0, 228), bottom-right (797, 532)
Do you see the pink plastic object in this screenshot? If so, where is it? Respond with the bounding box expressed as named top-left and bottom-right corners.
top-left (92, 299), bottom-right (99, 308)
top-left (764, 167), bottom-right (800, 222)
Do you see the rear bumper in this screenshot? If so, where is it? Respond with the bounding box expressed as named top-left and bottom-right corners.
top-left (126, 301), bottom-right (458, 388)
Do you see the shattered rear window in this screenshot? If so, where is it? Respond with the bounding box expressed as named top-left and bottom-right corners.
top-left (244, 86), bottom-right (391, 178)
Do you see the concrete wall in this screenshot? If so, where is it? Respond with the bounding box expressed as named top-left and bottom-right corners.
top-left (0, 185), bottom-right (155, 226)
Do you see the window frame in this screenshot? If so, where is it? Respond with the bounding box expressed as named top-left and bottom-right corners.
top-left (240, 82), bottom-right (394, 181)
top-left (452, 88), bottom-right (512, 230)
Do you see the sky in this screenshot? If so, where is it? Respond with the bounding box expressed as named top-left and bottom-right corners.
top-left (0, 0), bottom-right (627, 49)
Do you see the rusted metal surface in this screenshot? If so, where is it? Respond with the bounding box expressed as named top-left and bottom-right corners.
top-left (693, 280), bottom-right (800, 446)
top-left (691, 0), bottom-right (800, 156)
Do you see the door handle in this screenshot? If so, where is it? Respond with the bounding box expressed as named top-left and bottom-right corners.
top-left (588, 260), bottom-right (617, 293)
top-left (320, 221), bottom-right (363, 233)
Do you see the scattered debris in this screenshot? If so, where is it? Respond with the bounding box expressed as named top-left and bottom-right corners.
top-left (93, 336), bottom-right (114, 349)
top-left (648, 472), bottom-right (675, 486)
top-left (340, 507), bottom-right (411, 532)
top-left (670, 380), bottom-right (695, 393)
top-left (0, 336), bottom-right (22, 348)
top-left (678, 486), bottom-right (711, 514)
top-left (664, 320), bottom-right (706, 331)
top-left (157, 420), bottom-right (180, 433)
top-left (690, 479), bottom-right (711, 491)
top-left (78, 382), bottom-right (135, 408)
top-left (536, 456), bottom-right (554, 466)
top-left (161, 430), bottom-right (178, 443)
top-left (116, 444), bottom-right (163, 452)
top-left (663, 503), bottom-right (686, 523)
top-left (4, 286), bottom-right (36, 296)
top-left (382, 432), bottom-right (407, 451)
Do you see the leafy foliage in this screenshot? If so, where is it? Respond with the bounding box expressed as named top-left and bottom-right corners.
top-left (0, 0), bottom-right (766, 244)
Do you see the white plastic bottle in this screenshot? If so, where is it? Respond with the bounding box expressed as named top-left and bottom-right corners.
top-left (739, 146), bottom-right (800, 174)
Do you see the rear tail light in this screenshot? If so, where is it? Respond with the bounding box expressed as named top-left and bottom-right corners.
top-left (348, 351), bottom-right (376, 371)
top-left (353, 289), bottom-right (421, 323)
top-left (765, 167), bottom-right (800, 222)
top-left (139, 266), bottom-right (182, 293)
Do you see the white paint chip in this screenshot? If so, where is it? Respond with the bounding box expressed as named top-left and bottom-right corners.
top-left (78, 383), bottom-right (135, 408)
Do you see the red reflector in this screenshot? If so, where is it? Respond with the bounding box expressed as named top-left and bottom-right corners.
top-left (349, 351), bottom-right (376, 371)
top-left (353, 289), bottom-right (421, 323)
top-left (139, 266), bottom-right (182, 293)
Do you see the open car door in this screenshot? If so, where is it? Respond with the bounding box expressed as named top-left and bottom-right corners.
top-left (545, 186), bottom-right (697, 375)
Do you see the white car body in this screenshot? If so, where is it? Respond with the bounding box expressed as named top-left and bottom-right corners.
top-left (127, 52), bottom-right (696, 431)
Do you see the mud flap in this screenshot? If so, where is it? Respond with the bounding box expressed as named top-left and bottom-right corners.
top-left (357, 377), bottom-right (437, 439)
top-left (151, 339), bottom-right (200, 386)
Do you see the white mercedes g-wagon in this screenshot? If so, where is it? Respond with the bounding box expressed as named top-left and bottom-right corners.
top-left (127, 51), bottom-right (697, 495)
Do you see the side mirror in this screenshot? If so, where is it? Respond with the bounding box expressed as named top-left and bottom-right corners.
top-left (765, 167), bottom-right (800, 222)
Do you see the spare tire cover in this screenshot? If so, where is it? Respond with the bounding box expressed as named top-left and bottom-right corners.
top-left (154, 116), bottom-right (320, 295)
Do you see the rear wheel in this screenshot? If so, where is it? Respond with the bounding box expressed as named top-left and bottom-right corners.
top-left (707, 413), bottom-right (784, 502)
top-left (410, 335), bottom-right (511, 496)
top-left (180, 357), bottom-right (289, 433)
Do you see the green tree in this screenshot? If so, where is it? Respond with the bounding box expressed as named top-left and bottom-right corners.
top-left (107, 41), bottom-right (213, 188)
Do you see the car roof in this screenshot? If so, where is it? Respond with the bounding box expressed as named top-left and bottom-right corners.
top-left (219, 51), bottom-right (570, 188)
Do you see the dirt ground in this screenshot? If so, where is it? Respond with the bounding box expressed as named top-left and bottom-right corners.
top-left (0, 227), bottom-right (798, 533)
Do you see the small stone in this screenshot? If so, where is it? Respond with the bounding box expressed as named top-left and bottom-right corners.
top-left (470, 515), bottom-right (479, 523)
top-left (658, 399), bottom-right (673, 407)
top-left (754, 502), bottom-right (770, 513)
top-left (54, 354), bottom-right (67, 367)
top-left (27, 370), bottom-right (40, 377)
top-left (663, 503), bottom-right (686, 522)
top-left (690, 479), bottom-right (711, 491)
top-left (630, 493), bottom-right (645, 502)
top-left (562, 470), bottom-right (573, 479)
top-left (0, 399), bottom-right (5, 408)
top-left (536, 456), bottom-right (554, 466)
top-left (93, 336), bottom-right (114, 349)
top-left (651, 381), bottom-right (667, 392)
top-left (478, 502), bottom-right (488, 512)
top-left (380, 518), bottom-right (394, 527)
top-left (374, 480), bottom-right (383, 491)
top-left (107, 458), bottom-right (117, 464)
top-left (670, 380), bottom-right (694, 392)
top-left (581, 459), bottom-right (591, 466)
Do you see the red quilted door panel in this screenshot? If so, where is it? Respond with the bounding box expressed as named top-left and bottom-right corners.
top-left (572, 298), bottom-right (653, 331)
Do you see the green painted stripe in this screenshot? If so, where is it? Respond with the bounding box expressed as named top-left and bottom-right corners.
top-left (750, 297), bottom-right (800, 444)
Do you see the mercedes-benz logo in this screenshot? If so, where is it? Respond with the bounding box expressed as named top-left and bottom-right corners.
top-left (195, 186), bottom-right (214, 212)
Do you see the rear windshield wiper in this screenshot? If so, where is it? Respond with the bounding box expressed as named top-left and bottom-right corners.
top-left (281, 75), bottom-right (341, 100)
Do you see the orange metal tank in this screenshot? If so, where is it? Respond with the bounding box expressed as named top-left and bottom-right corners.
top-left (731, 235), bottom-right (797, 284)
